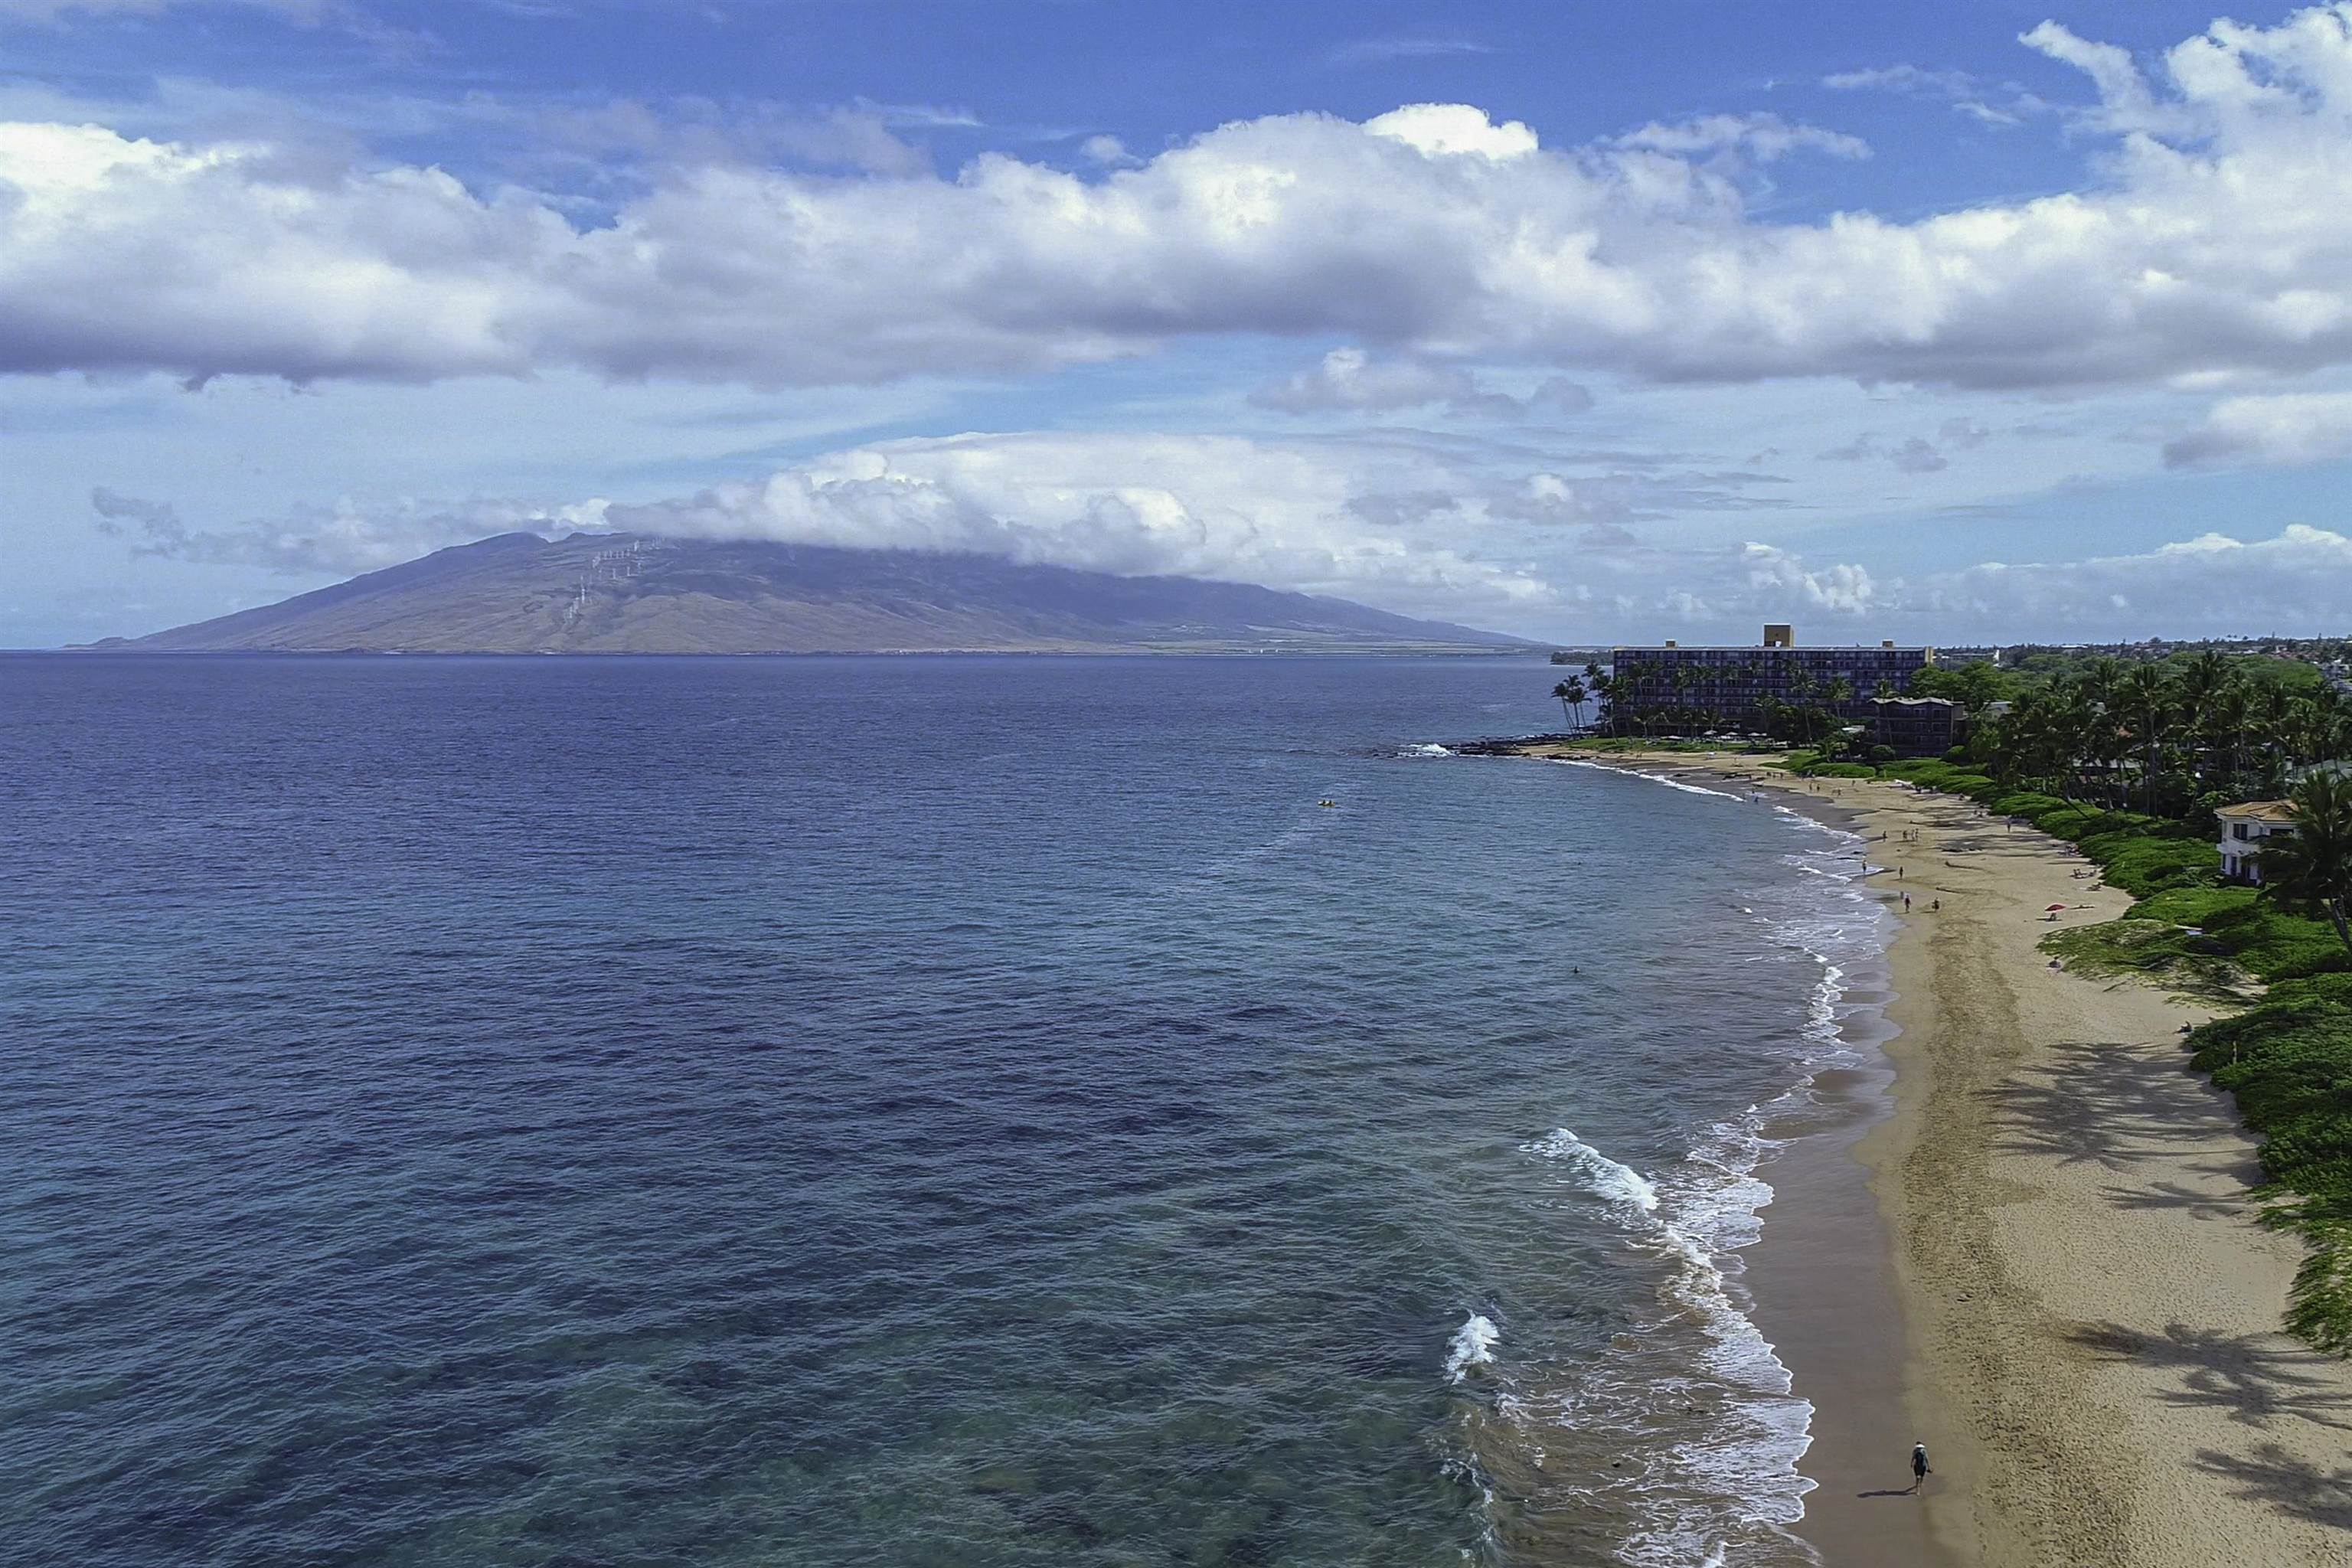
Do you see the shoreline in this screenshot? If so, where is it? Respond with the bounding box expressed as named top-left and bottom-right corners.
top-left (1508, 746), bottom-right (2352, 1566)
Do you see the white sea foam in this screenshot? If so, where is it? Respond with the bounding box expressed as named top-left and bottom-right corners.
top-left (1770, 802), bottom-right (1849, 839)
top-left (1520, 1129), bottom-right (1661, 1213)
top-left (1494, 763), bottom-right (1893, 1565)
top-left (1542, 757), bottom-right (1751, 802)
top-left (1446, 1313), bottom-right (1500, 1383)
top-left (1622, 769), bottom-right (1748, 802)
top-left (1403, 743), bottom-right (1455, 757)
top-left (1553, 1122), bottom-right (1821, 1568)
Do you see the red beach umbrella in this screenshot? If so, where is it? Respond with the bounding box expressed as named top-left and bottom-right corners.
top-left (2045, 903), bottom-right (2068, 912)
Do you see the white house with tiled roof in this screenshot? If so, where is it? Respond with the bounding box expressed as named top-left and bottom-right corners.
top-left (2218, 800), bottom-right (2299, 884)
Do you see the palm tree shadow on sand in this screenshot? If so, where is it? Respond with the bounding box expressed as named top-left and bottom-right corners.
top-left (1985, 1040), bottom-right (2257, 1178)
top-left (2193, 1442), bottom-right (2352, 1529)
top-left (2064, 1321), bottom-right (2352, 1434)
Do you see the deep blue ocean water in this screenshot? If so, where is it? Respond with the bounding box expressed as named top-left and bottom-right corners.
top-left (0, 655), bottom-right (1882, 1568)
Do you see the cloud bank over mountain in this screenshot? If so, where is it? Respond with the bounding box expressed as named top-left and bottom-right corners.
top-left (89, 426), bottom-right (2352, 640)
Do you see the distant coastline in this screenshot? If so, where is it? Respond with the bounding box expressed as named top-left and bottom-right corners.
top-left (52, 644), bottom-right (1546, 658)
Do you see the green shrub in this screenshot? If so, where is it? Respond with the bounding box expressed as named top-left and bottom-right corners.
top-left (2256, 939), bottom-right (2352, 982)
top-left (2132, 886), bottom-right (2261, 926)
top-left (2185, 997), bottom-right (2352, 1348)
top-left (1885, 760), bottom-right (2001, 799)
top-left (2079, 833), bottom-right (2220, 897)
top-left (2188, 903), bottom-right (2352, 982)
top-left (1991, 791), bottom-right (2068, 818)
top-left (2043, 919), bottom-right (2249, 1000)
top-left (2274, 973), bottom-right (2352, 1008)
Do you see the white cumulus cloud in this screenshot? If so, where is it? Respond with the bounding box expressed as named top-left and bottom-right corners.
top-left (1611, 112), bottom-right (1870, 164)
top-left (1903, 524), bottom-right (2352, 635)
top-left (11, 8), bottom-right (2352, 390)
top-left (92, 486), bottom-right (609, 575)
top-left (1249, 348), bottom-right (1482, 414)
top-left (605, 433), bottom-right (1560, 612)
top-left (1246, 348), bottom-right (1592, 418)
top-left (2165, 391), bottom-right (2352, 466)
top-left (1362, 103), bottom-right (1537, 160)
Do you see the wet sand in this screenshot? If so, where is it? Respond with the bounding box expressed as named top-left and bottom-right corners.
top-left (1749, 1056), bottom-right (1960, 1567)
top-left (1521, 749), bottom-right (2352, 1566)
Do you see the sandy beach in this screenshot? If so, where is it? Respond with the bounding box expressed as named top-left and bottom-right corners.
top-left (1519, 746), bottom-right (2352, 1567)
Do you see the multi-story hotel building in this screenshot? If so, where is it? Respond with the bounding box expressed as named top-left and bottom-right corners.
top-left (1607, 625), bottom-right (1937, 732)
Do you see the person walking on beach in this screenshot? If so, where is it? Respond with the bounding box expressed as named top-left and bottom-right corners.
top-left (1911, 1442), bottom-right (1931, 1492)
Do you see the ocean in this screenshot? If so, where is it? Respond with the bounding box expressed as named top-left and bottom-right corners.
top-left (0, 654), bottom-right (1888, 1568)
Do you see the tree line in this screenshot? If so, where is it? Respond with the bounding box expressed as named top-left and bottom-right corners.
top-left (1553, 647), bottom-right (2352, 952)
top-left (1964, 650), bottom-right (2351, 954)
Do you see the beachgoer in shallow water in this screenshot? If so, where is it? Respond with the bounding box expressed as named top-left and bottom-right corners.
top-left (1911, 1442), bottom-right (1930, 1491)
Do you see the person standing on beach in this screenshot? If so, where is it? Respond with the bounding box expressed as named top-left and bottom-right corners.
top-left (1911, 1442), bottom-right (1930, 1491)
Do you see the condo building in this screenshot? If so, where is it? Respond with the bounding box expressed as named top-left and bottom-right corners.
top-left (1608, 625), bottom-right (1938, 733)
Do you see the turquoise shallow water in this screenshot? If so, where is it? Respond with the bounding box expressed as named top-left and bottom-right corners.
top-left (0, 654), bottom-right (1882, 1567)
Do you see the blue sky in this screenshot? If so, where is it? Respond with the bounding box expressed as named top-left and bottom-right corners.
top-left (6, 0), bottom-right (2352, 644)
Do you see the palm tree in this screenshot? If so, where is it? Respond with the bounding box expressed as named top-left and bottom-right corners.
top-left (2209, 684), bottom-right (2252, 798)
top-left (2121, 662), bottom-right (2171, 813)
top-left (2074, 658), bottom-right (2127, 805)
top-left (2179, 648), bottom-right (2230, 711)
top-left (2249, 682), bottom-right (2292, 795)
top-left (2308, 684), bottom-right (2350, 764)
top-left (1552, 678), bottom-right (1588, 730)
top-left (2177, 649), bottom-right (2231, 786)
top-left (1630, 659), bottom-right (1662, 739)
top-left (1817, 675), bottom-right (1855, 752)
top-left (2256, 770), bottom-right (2352, 956)
top-left (1671, 664), bottom-right (1700, 736)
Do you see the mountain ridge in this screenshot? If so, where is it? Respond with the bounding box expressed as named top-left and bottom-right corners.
top-left (90, 534), bottom-right (1534, 655)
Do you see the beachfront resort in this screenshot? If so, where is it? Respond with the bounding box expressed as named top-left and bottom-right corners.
top-left (1566, 625), bottom-right (1962, 755)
